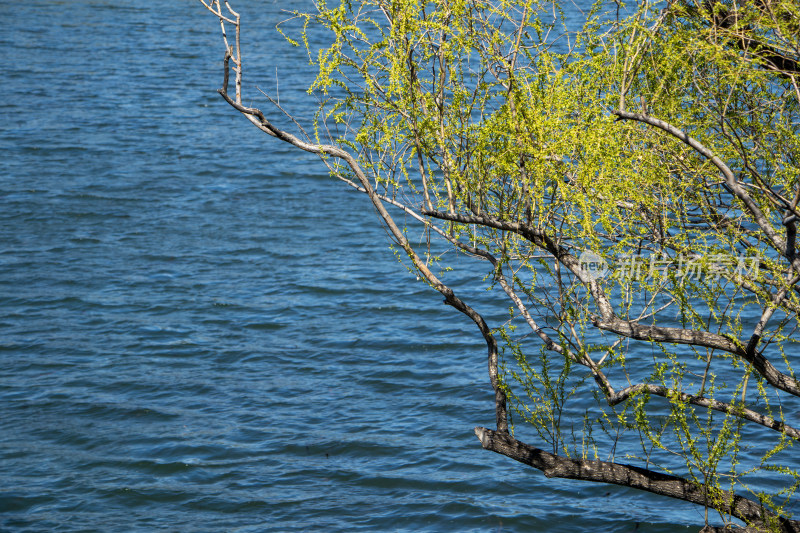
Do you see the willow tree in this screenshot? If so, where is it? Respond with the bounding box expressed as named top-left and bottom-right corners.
top-left (198, 0), bottom-right (800, 530)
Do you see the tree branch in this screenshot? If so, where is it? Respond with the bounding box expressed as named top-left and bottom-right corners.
top-left (608, 384), bottom-right (800, 440)
top-left (215, 40), bottom-right (511, 432)
top-left (612, 110), bottom-right (797, 269)
top-left (475, 427), bottom-right (800, 532)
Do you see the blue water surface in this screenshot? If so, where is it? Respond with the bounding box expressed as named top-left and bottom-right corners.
top-left (0, 1), bottom-right (713, 531)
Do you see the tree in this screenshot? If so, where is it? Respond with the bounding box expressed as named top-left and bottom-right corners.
top-left (198, 1), bottom-right (800, 530)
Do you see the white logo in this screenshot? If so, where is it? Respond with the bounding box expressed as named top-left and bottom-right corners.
top-left (578, 250), bottom-right (609, 281)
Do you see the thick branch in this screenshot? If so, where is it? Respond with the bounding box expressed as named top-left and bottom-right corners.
top-left (475, 427), bottom-right (800, 532)
top-left (595, 315), bottom-right (800, 397)
top-left (594, 316), bottom-right (745, 355)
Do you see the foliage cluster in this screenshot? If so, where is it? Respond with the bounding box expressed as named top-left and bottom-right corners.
top-left (201, 0), bottom-right (800, 530)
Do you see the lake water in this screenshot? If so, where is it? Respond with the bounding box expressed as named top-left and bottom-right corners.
top-left (0, 1), bottom-right (734, 531)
